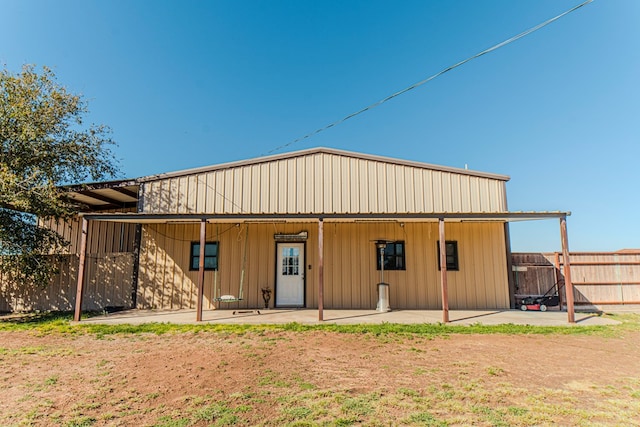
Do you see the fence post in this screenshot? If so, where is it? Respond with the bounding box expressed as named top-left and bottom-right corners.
top-left (73, 217), bottom-right (88, 322)
top-left (560, 217), bottom-right (575, 323)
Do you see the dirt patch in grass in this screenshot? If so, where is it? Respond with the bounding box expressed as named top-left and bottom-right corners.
top-left (1, 327), bottom-right (639, 426)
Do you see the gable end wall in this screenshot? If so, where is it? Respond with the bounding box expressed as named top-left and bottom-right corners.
top-left (140, 152), bottom-right (507, 215)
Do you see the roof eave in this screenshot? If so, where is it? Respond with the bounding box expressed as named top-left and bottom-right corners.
top-left (80, 211), bottom-right (569, 223)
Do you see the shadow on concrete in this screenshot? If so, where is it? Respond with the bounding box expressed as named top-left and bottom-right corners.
top-left (449, 311), bottom-right (503, 323)
top-left (322, 311), bottom-right (390, 322)
top-left (203, 309), bottom-right (298, 322)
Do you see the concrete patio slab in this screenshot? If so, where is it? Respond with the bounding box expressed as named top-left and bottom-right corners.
top-left (79, 308), bottom-right (620, 327)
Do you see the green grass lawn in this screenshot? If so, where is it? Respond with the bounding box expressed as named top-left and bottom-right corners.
top-left (1, 311), bottom-right (637, 337)
top-left (1, 312), bottom-right (639, 426)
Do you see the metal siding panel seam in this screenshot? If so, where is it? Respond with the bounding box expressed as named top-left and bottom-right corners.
top-left (250, 165), bottom-right (261, 213)
top-left (395, 165), bottom-right (406, 213)
top-left (304, 156), bottom-right (314, 213)
top-left (432, 171), bottom-right (442, 212)
top-left (367, 161), bottom-right (377, 213)
top-left (268, 162), bottom-right (277, 213)
top-left (287, 158), bottom-right (297, 213)
top-left (459, 175), bottom-right (470, 212)
top-left (323, 154), bottom-right (332, 213)
top-left (241, 166), bottom-right (251, 214)
top-left (405, 167), bottom-right (415, 213)
top-left (314, 154), bottom-right (323, 213)
top-left (343, 157), bottom-right (353, 213)
top-left (377, 162), bottom-right (387, 213)
top-left (346, 158), bottom-right (356, 213)
top-left (414, 170), bottom-right (426, 213)
top-left (332, 155), bottom-right (343, 213)
top-left (276, 160), bottom-right (286, 213)
top-left (296, 157), bottom-right (305, 213)
top-left (202, 173), bottom-right (212, 213)
top-left (358, 159), bottom-right (368, 214)
top-left (167, 178), bottom-right (177, 214)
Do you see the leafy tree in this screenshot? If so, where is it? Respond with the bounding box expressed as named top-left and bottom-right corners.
top-left (0, 65), bottom-right (118, 286)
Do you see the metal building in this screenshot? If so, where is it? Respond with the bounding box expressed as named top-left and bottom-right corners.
top-left (1, 148), bottom-right (576, 322)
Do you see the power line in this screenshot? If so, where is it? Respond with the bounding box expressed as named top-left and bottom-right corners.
top-left (145, 223), bottom-right (238, 242)
top-left (263, 0), bottom-right (594, 155)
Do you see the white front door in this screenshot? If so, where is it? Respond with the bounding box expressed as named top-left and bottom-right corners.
top-left (276, 243), bottom-right (305, 307)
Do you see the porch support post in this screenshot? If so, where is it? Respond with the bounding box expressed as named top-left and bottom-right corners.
top-left (318, 218), bottom-right (324, 321)
top-left (560, 216), bottom-right (575, 323)
top-left (439, 218), bottom-right (449, 323)
top-left (504, 222), bottom-right (516, 309)
top-left (73, 217), bottom-right (89, 322)
top-left (130, 223), bottom-right (143, 309)
top-left (196, 219), bottom-right (206, 322)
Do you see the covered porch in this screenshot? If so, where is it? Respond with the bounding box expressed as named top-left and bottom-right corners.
top-left (72, 211), bottom-right (578, 323)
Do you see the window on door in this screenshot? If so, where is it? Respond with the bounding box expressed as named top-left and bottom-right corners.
top-left (375, 241), bottom-right (406, 270)
top-left (190, 241), bottom-right (219, 270)
top-left (281, 246), bottom-right (300, 275)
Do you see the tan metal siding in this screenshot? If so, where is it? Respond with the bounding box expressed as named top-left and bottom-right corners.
top-left (431, 171), bottom-right (443, 212)
top-left (141, 152), bottom-right (507, 215)
top-left (204, 173), bottom-right (214, 212)
top-left (322, 222), bottom-right (509, 310)
top-left (42, 209), bottom-right (136, 255)
top-left (137, 221), bottom-right (508, 310)
top-left (367, 161), bottom-right (377, 212)
top-left (0, 253), bottom-right (134, 312)
top-left (137, 222), bottom-right (319, 310)
top-left (377, 162), bottom-right (388, 213)
top-left (187, 175), bottom-right (197, 213)
top-left (278, 160), bottom-right (288, 213)
top-left (342, 158), bottom-right (352, 212)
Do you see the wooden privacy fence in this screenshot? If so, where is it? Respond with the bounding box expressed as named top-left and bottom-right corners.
top-left (0, 252), bottom-right (135, 313)
top-left (512, 251), bottom-right (640, 307)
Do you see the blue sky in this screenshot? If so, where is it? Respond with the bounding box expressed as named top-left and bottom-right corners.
top-left (2, 0), bottom-right (639, 252)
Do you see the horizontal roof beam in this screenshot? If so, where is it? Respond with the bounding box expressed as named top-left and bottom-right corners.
top-left (111, 187), bottom-right (139, 200)
top-left (79, 190), bottom-right (129, 206)
top-left (88, 202), bottom-right (138, 211)
top-left (62, 180), bottom-right (138, 192)
top-left (80, 211), bottom-right (570, 223)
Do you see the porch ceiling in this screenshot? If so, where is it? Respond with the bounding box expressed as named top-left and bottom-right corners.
top-left (63, 180), bottom-right (139, 211)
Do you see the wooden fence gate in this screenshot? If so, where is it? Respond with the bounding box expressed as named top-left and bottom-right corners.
top-left (512, 251), bottom-right (640, 308)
